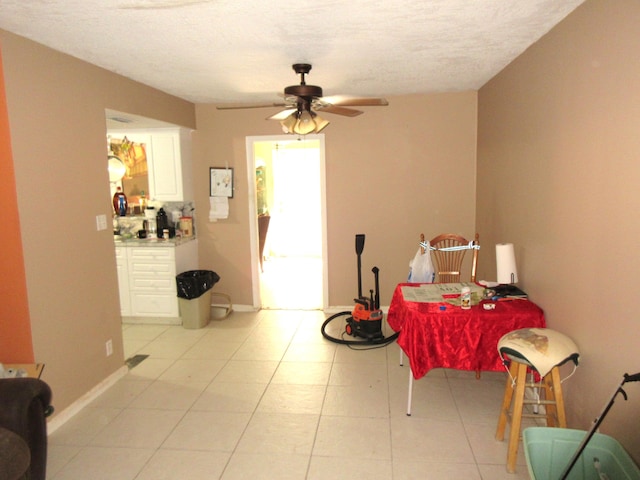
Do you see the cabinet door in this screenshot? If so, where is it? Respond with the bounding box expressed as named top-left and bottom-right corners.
top-left (115, 247), bottom-right (131, 315)
top-left (108, 129), bottom-right (189, 202)
top-left (147, 133), bottom-right (183, 201)
top-left (128, 247), bottom-right (179, 317)
top-left (130, 291), bottom-right (179, 317)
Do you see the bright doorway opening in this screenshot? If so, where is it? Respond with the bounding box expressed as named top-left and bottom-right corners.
top-left (246, 135), bottom-right (327, 310)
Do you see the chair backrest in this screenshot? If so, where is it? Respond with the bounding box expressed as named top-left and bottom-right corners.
top-left (429, 233), bottom-right (479, 283)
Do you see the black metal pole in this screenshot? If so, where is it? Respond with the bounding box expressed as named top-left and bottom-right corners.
top-left (559, 373), bottom-right (639, 480)
top-left (355, 235), bottom-right (365, 299)
top-left (372, 266), bottom-right (380, 309)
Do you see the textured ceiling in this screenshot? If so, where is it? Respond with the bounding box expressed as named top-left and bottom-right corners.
top-left (0, 0), bottom-right (585, 105)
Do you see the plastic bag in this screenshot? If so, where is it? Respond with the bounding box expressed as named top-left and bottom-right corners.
top-left (407, 246), bottom-right (435, 283)
top-left (176, 270), bottom-right (220, 299)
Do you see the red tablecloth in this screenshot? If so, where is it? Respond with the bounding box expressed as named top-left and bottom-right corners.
top-left (387, 283), bottom-right (546, 379)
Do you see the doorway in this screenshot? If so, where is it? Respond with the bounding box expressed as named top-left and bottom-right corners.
top-left (246, 135), bottom-right (327, 310)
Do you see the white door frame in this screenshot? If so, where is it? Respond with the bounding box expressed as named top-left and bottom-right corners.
top-left (245, 134), bottom-right (328, 310)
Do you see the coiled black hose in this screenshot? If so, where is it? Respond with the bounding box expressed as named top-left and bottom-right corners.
top-left (320, 311), bottom-right (399, 346)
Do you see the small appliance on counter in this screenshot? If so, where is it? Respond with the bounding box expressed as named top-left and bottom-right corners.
top-left (156, 208), bottom-right (169, 238)
top-left (144, 207), bottom-right (157, 238)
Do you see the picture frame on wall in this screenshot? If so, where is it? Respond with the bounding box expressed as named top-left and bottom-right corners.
top-left (210, 167), bottom-right (234, 198)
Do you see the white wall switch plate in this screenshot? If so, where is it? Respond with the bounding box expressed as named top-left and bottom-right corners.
top-left (96, 214), bottom-right (108, 231)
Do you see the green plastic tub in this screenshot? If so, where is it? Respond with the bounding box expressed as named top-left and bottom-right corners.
top-left (524, 427), bottom-right (640, 480)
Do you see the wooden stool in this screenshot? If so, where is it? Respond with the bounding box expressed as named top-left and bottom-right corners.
top-left (495, 328), bottom-right (579, 473)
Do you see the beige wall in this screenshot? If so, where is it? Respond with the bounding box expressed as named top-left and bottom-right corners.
top-left (477, 0), bottom-right (640, 460)
top-left (0, 30), bottom-right (195, 415)
top-left (194, 92), bottom-right (478, 307)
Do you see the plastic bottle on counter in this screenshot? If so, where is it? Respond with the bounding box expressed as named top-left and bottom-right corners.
top-left (112, 187), bottom-right (128, 217)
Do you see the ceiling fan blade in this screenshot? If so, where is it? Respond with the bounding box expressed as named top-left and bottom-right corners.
top-left (315, 105), bottom-right (363, 117)
top-left (216, 102), bottom-right (288, 110)
top-left (267, 109), bottom-right (297, 121)
top-left (321, 95), bottom-right (389, 107)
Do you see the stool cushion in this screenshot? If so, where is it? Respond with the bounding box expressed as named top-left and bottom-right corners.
top-left (498, 328), bottom-right (579, 377)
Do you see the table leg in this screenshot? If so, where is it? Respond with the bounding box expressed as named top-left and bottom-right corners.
top-left (407, 368), bottom-right (414, 416)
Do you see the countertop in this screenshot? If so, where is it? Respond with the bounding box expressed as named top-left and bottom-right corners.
top-left (114, 235), bottom-right (196, 247)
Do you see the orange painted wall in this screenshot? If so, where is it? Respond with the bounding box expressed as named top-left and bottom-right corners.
top-left (0, 46), bottom-right (34, 362)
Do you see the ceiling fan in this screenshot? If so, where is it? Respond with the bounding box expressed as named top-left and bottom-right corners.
top-left (216, 63), bottom-right (389, 134)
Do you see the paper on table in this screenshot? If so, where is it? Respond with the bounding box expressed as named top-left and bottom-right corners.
top-left (401, 282), bottom-right (484, 303)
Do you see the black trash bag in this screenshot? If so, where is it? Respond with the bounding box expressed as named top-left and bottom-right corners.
top-left (176, 270), bottom-right (220, 299)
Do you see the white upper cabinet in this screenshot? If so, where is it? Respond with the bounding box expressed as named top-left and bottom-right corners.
top-left (108, 128), bottom-right (193, 202)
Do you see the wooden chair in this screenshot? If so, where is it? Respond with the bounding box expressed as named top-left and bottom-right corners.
top-left (426, 232), bottom-right (479, 283)
top-left (258, 214), bottom-right (270, 272)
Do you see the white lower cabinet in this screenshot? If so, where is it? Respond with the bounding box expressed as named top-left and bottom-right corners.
top-left (129, 247), bottom-right (178, 318)
top-left (116, 240), bottom-right (198, 324)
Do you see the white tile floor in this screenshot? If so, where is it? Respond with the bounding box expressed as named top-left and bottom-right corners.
top-left (47, 310), bottom-right (537, 479)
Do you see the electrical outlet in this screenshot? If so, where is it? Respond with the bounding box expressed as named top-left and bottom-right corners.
top-left (105, 339), bottom-right (113, 357)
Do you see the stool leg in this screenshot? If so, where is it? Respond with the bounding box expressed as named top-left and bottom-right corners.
top-left (496, 361), bottom-right (519, 441)
top-left (541, 372), bottom-right (557, 427)
top-left (550, 366), bottom-right (567, 428)
top-left (506, 362), bottom-right (528, 473)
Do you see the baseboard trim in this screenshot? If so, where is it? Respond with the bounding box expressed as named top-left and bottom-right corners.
top-left (46, 365), bottom-right (129, 434)
top-left (326, 305), bottom-right (390, 314)
top-left (229, 305), bottom-right (392, 314)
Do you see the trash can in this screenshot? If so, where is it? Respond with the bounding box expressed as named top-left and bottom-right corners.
top-left (176, 270), bottom-right (220, 329)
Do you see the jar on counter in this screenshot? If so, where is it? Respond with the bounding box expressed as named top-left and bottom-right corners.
top-left (180, 216), bottom-right (193, 237)
top-left (461, 286), bottom-right (471, 310)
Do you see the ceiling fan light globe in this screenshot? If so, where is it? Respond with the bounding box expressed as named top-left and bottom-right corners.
top-left (280, 113), bottom-right (297, 133)
top-left (294, 120), bottom-right (316, 135)
top-left (294, 110), bottom-right (316, 134)
top-left (313, 115), bottom-right (330, 133)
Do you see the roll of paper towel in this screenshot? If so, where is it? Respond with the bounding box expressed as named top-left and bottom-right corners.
top-left (496, 243), bottom-right (518, 284)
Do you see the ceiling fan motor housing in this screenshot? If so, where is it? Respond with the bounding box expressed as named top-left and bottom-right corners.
top-left (285, 63), bottom-right (323, 98)
top-left (284, 84), bottom-right (323, 98)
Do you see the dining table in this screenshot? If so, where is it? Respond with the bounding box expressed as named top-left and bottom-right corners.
top-left (387, 282), bottom-right (546, 415)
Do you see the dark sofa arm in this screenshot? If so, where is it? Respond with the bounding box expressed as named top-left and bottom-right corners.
top-left (0, 378), bottom-right (53, 480)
